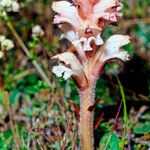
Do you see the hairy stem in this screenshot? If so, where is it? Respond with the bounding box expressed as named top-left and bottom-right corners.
top-left (6, 21), bottom-right (52, 87)
top-left (79, 81), bottom-right (96, 150)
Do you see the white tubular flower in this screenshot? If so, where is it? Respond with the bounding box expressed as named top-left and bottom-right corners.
top-left (52, 64), bottom-right (74, 80)
top-left (52, 52), bottom-right (83, 74)
top-left (73, 33), bottom-right (104, 51)
top-left (60, 30), bottom-right (79, 43)
top-left (93, 0), bottom-right (123, 22)
top-left (32, 25), bottom-right (44, 38)
top-left (52, 52), bottom-right (83, 79)
top-left (61, 31), bottom-right (103, 51)
top-left (0, 51), bottom-right (4, 59)
top-left (0, 37), bottom-right (14, 51)
top-left (100, 35), bottom-right (130, 62)
top-left (52, 1), bottom-right (83, 29)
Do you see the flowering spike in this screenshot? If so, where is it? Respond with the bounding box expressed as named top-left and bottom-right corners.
top-left (51, 0), bottom-right (131, 149)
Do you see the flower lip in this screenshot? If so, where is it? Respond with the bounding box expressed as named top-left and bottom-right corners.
top-left (100, 34), bottom-right (130, 62)
top-left (52, 64), bottom-right (74, 80)
top-left (52, 1), bottom-right (83, 29)
top-left (52, 52), bottom-right (83, 73)
top-left (78, 27), bottom-right (102, 39)
top-left (85, 28), bottom-right (93, 35)
top-left (92, 0), bottom-right (123, 23)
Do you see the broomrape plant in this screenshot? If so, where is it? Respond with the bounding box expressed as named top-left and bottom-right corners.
top-left (51, 0), bottom-right (130, 149)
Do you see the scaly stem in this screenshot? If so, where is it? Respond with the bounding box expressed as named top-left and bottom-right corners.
top-left (6, 21), bottom-right (52, 87)
top-left (117, 77), bottom-right (128, 150)
top-left (79, 81), bottom-right (96, 150)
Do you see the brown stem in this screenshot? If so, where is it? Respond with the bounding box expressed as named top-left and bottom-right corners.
top-left (79, 81), bottom-right (96, 150)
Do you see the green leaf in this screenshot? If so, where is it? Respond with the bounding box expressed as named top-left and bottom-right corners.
top-left (9, 90), bottom-right (20, 105)
top-left (51, 141), bottom-right (60, 150)
top-left (99, 132), bottom-right (120, 150)
top-left (0, 130), bottom-right (13, 150)
top-left (133, 122), bottom-right (150, 134)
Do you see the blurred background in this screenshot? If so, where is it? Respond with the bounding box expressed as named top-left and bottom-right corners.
top-left (0, 0), bottom-right (150, 149)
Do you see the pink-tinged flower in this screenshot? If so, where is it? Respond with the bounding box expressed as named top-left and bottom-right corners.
top-left (100, 35), bottom-right (130, 62)
top-left (52, 0), bottom-right (123, 31)
top-left (52, 52), bottom-right (83, 79)
top-left (92, 0), bottom-right (123, 22)
top-left (52, 0), bottom-right (123, 51)
top-left (52, 1), bottom-right (83, 29)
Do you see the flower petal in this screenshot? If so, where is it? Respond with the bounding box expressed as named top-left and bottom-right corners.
top-left (105, 35), bottom-right (130, 53)
top-left (60, 30), bottom-right (79, 42)
top-left (101, 51), bottom-right (129, 62)
top-left (83, 37), bottom-right (94, 51)
top-left (52, 64), bottom-right (73, 80)
top-left (100, 35), bottom-right (130, 61)
top-left (72, 37), bottom-right (87, 50)
top-left (52, 1), bottom-right (83, 29)
top-left (93, 0), bottom-right (123, 22)
top-left (72, 34), bottom-right (104, 51)
top-left (72, 0), bottom-right (98, 6)
top-left (95, 33), bottom-right (104, 45)
top-left (52, 52), bottom-right (83, 75)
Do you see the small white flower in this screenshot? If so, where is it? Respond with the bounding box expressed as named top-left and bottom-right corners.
top-left (1, 38), bottom-right (14, 51)
top-left (0, 0), bottom-right (11, 8)
top-left (0, 51), bottom-right (4, 59)
top-left (11, 1), bottom-right (20, 12)
top-left (100, 35), bottom-right (130, 62)
top-left (0, 0), bottom-right (20, 14)
top-left (0, 10), bottom-right (6, 17)
top-left (0, 35), bottom-right (6, 43)
top-left (0, 35), bottom-right (14, 51)
top-left (32, 25), bottom-right (44, 38)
